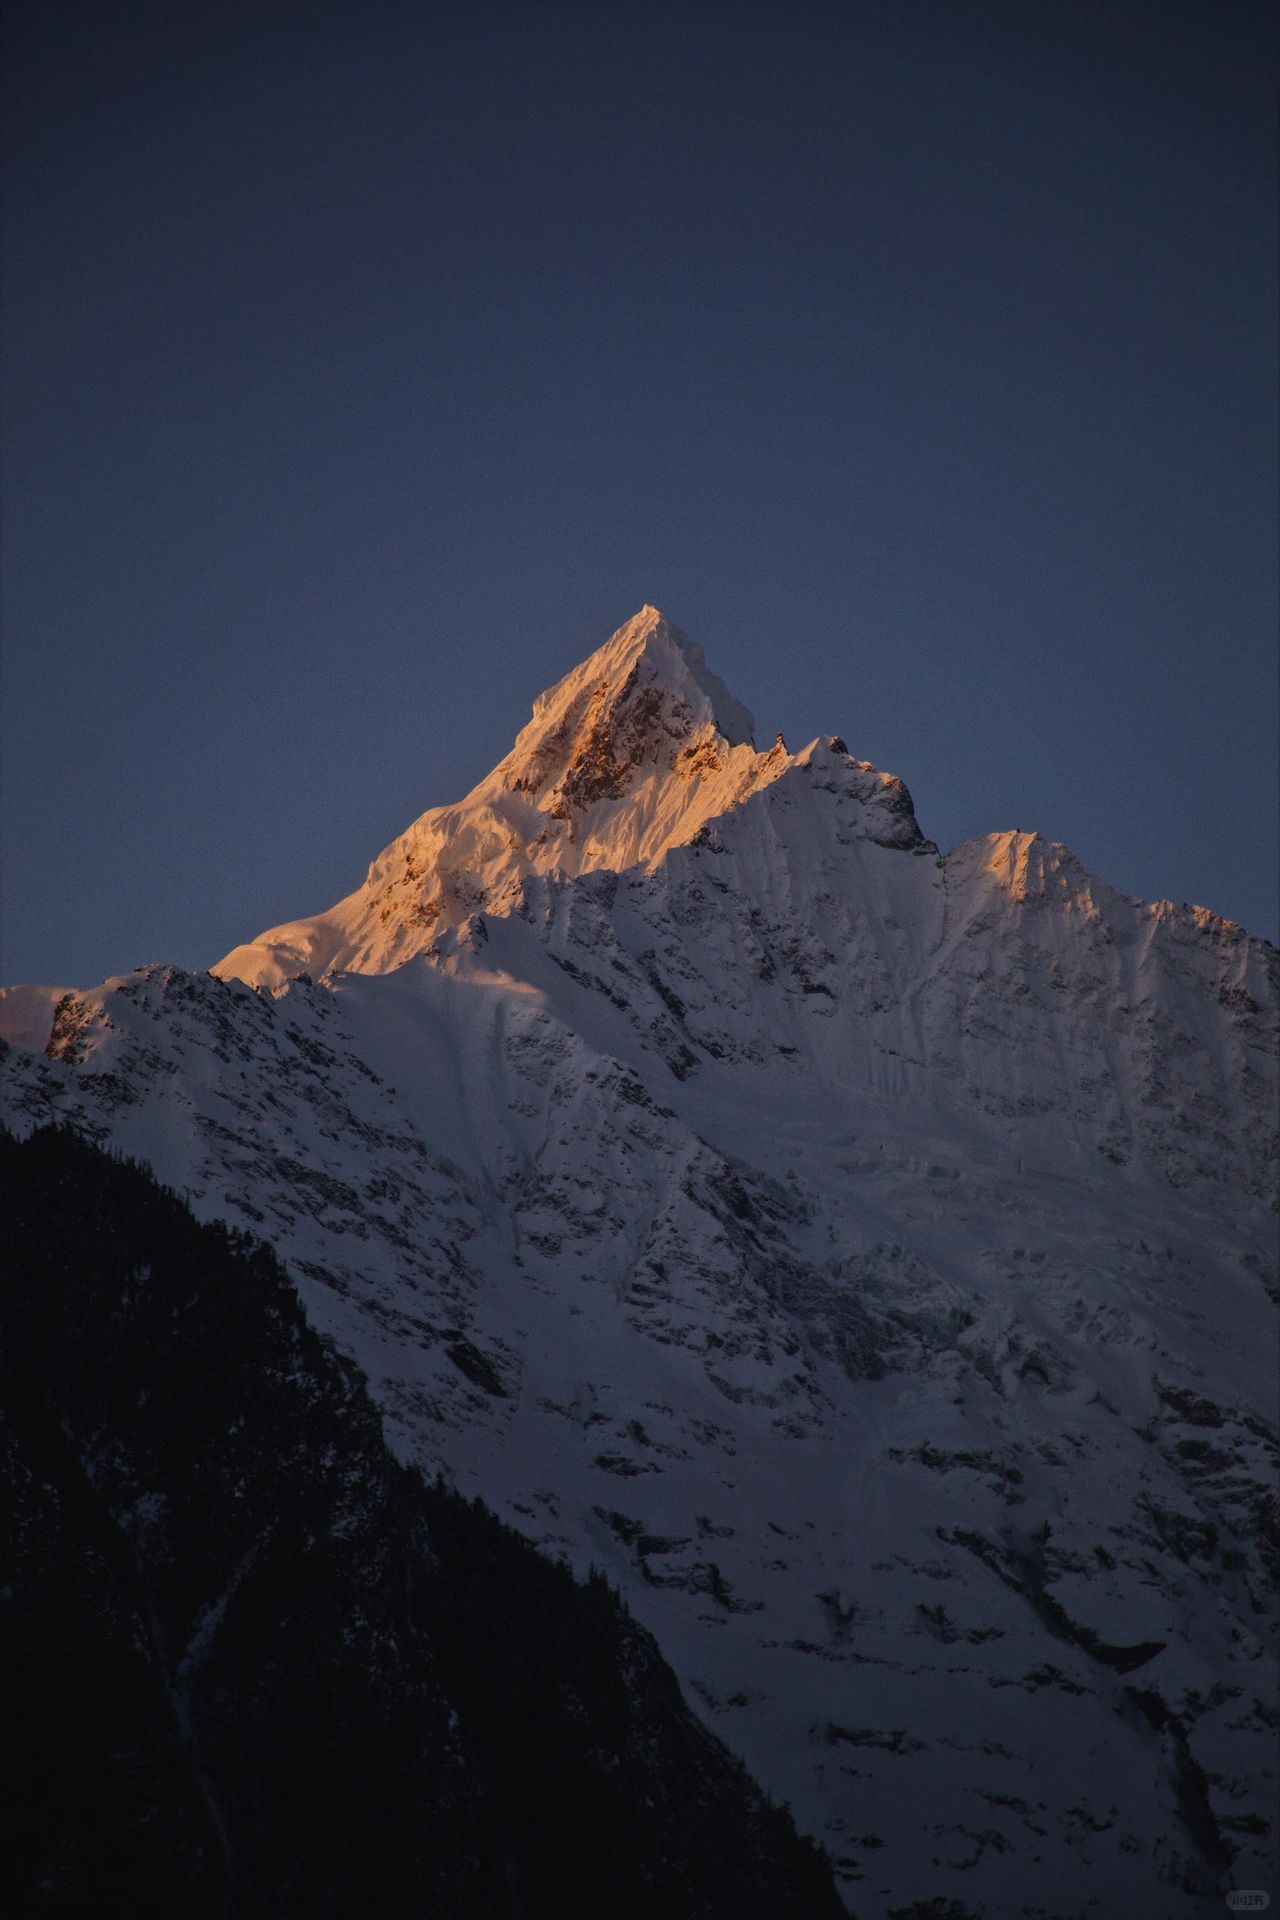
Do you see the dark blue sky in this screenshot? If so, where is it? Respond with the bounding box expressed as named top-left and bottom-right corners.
top-left (3, 0), bottom-right (1276, 986)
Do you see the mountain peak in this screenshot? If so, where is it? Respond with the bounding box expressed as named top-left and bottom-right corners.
top-left (210, 609), bottom-right (911, 988)
top-left (504, 608), bottom-right (755, 814)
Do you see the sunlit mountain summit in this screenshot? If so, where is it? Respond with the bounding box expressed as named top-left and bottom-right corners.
top-left (213, 605), bottom-right (924, 988)
top-left (3, 608), bottom-right (1276, 1916)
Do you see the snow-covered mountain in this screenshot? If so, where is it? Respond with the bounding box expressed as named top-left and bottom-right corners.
top-left (3, 607), bottom-right (1276, 1917)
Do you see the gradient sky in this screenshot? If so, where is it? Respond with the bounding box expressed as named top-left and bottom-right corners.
top-left (2, 0), bottom-right (1276, 987)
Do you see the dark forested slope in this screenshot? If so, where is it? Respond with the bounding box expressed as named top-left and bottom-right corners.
top-left (0, 1124), bottom-right (841, 1918)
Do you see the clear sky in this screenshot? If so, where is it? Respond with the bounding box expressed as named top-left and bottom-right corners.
top-left (2, 0), bottom-right (1276, 987)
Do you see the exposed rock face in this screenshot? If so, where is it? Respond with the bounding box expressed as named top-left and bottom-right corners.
top-left (3, 609), bottom-right (1277, 1916)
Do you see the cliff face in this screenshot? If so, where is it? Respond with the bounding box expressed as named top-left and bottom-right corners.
top-left (0, 1124), bottom-right (840, 1919)
top-left (2, 609), bottom-right (1276, 1914)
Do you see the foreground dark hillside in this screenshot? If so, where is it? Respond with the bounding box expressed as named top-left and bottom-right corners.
top-left (0, 1124), bottom-right (841, 1919)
